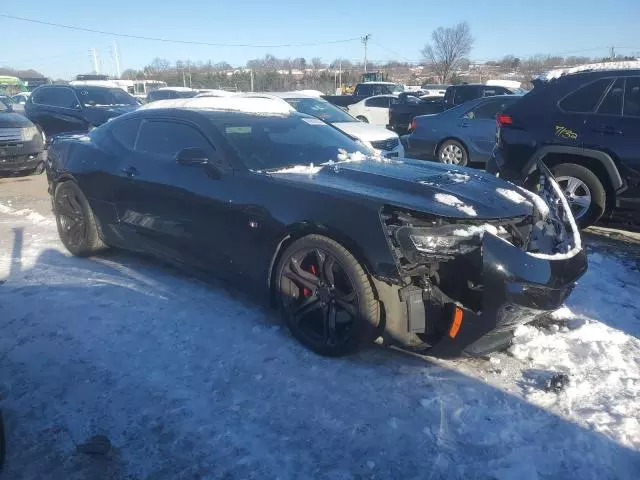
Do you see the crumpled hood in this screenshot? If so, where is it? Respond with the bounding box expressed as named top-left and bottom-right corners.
top-left (83, 105), bottom-right (138, 126)
top-left (271, 158), bottom-right (535, 220)
top-left (0, 112), bottom-right (33, 128)
top-left (333, 122), bottom-right (398, 142)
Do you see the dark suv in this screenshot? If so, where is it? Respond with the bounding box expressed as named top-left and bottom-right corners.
top-left (489, 67), bottom-right (640, 228)
top-left (25, 84), bottom-right (139, 141)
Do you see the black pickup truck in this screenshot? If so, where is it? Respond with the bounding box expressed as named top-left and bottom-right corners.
top-left (388, 84), bottom-right (514, 134)
top-left (322, 82), bottom-right (404, 108)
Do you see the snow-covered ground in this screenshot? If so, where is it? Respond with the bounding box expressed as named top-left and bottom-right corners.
top-left (1, 196), bottom-right (639, 479)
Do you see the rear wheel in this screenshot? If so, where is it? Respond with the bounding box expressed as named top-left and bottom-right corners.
top-left (551, 163), bottom-right (606, 229)
top-left (53, 181), bottom-right (106, 256)
top-left (275, 235), bottom-right (379, 356)
top-left (437, 139), bottom-right (468, 166)
top-left (356, 116), bottom-right (369, 123)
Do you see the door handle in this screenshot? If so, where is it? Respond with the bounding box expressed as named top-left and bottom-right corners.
top-left (591, 125), bottom-right (623, 135)
top-left (120, 166), bottom-right (139, 177)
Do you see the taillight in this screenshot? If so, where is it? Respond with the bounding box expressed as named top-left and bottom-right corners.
top-left (409, 118), bottom-right (417, 132)
top-left (496, 114), bottom-right (513, 127)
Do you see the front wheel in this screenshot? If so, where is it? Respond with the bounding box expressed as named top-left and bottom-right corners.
top-left (53, 181), bottom-right (106, 256)
top-left (437, 139), bottom-right (468, 166)
top-left (551, 163), bottom-right (606, 229)
top-left (275, 235), bottom-right (380, 356)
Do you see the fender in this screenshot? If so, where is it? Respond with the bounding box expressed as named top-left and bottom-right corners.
top-left (524, 146), bottom-right (624, 191)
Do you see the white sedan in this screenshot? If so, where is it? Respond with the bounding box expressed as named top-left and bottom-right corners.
top-left (347, 95), bottom-right (397, 127)
top-left (239, 92), bottom-right (405, 158)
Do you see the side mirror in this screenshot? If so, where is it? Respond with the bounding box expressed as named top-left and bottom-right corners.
top-left (176, 147), bottom-right (223, 178)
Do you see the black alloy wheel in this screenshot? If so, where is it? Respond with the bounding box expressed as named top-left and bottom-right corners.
top-left (53, 181), bottom-right (105, 256)
top-left (275, 235), bottom-right (379, 356)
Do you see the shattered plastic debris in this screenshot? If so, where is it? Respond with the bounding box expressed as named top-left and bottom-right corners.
top-left (433, 193), bottom-right (478, 217)
top-left (545, 373), bottom-right (571, 393)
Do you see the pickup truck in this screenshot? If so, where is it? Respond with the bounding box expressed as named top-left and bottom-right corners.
top-left (388, 84), bottom-right (514, 134)
top-left (322, 82), bottom-right (404, 108)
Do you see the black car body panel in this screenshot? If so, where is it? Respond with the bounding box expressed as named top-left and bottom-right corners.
top-left (323, 83), bottom-right (404, 108)
top-left (388, 93), bottom-right (446, 134)
top-left (24, 84), bottom-right (138, 139)
top-left (0, 109), bottom-right (44, 174)
top-left (46, 107), bottom-right (587, 357)
top-left (489, 68), bottom-right (640, 216)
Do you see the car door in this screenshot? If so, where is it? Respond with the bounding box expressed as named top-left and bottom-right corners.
top-left (557, 77), bottom-right (615, 149)
top-left (112, 118), bottom-right (235, 269)
top-left (28, 87), bottom-right (87, 136)
top-left (459, 98), bottom-right (517, 162)
top-left (586, 77), bottom-right (640, 204)
top-left (363, 96), bottom-right (391, 126)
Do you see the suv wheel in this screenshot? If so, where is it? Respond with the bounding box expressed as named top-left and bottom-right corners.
top-left (551, 163), bottom-right (606, 229)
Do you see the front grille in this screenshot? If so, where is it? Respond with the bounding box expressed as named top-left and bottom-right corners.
top-left (370, 137), bottom-right (399, 151)
top-left (0, 128), bottom-right (22, 144)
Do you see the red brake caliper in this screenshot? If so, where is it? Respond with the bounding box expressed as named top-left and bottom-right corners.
top-left (303, 264), bottom-right (318, 297)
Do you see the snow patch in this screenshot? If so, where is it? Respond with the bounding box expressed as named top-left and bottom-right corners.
top-left (452, 224), bottom-right (499, 237)
top-left (542, 61), bottom-right (640, 80)
top-left (433, 193), bottom-right (478, 217)
top-left (515, 186), bottom-right (550, 218)
top-left (0, 202), bottom-right (55, 226)
top-left (496, 187), bottom-right (532, 206)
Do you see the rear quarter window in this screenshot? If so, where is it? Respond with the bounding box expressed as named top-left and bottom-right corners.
top-left (559, 78), bottom-right (613, 113)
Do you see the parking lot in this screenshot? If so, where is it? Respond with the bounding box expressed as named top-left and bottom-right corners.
top-left (1, 173), bottom-right (639, 479)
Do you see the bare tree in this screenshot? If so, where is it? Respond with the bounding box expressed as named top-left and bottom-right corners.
top-left (421, 21), bottom-right (474, 83)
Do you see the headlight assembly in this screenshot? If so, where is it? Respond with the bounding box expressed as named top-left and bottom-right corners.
top-left (20, 126), bottom-right (38, 141)
top-left (395, 224), bottom-right (503, 260)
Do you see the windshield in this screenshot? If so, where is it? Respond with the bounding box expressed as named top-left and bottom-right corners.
top-left (285, 97), bottom-right (357, 123)
top-left (210, 113), bottom-right (373, 171)
top-left (389, 84), bottom-right (404, 93)
top-left (76, 87), bottom-right (138, 107)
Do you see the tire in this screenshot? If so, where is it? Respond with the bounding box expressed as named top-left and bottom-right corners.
top-left (274, 234), bottom-right (380, 357)
top-left (437, 139), bottom-right (468, 166)
top-left (53, 181), bottom-right (106, 257)
top-left (551, 163), bottom-right (606, 229)
top-left (356, 116), bottom-right (369, 123)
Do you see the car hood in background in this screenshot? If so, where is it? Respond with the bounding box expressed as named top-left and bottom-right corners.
top-left (271, 158), bottom-right (534, 220)
top-left (333, 122), bottom-right (398, 142)
top-left (0, 112), bottom-right (33, 128)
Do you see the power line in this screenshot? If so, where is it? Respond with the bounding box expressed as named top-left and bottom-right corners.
top-left (0, 13), bottom-right (361, 48)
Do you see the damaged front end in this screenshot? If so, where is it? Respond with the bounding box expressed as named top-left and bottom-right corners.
top-left (378, 163), bottom-right (588, 358)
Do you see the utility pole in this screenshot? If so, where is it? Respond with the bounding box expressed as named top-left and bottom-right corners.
top-left (89, 48), bottom-right (100, 74)
top-left (339, 59), bottom-right (342, 89)
top-left (361, 34), bottom-right (371, 73)
top-left (610, 46), bottom-right (616, 61)
top-left (250, 69), bottom-right (254, 92)
top-left (113, 42), bottom-right (121, 78)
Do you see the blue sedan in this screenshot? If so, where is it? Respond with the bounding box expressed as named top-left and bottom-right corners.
top-left (404, 95), bottom-right (520, 166)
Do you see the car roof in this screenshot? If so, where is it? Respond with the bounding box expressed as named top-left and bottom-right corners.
top-left (540, 60), bottom-right (640, 81)
top-left (138, 96), bottom-right (295, 115)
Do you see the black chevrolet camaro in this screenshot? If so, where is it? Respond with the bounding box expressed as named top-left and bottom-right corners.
top-left (45, 99), bottom-right (587, 357)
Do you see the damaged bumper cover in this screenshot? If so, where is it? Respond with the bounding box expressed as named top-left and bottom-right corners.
top-left (381, 164), bottom-right (588, 358)
top-left (427, 233), bottom-right (587, 357)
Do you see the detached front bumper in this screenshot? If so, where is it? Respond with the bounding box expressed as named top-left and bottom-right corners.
top-left (427, 233), bottom-right (587, 357)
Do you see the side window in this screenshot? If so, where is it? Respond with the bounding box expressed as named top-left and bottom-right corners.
top-left (135, 121), bottom-right (212, 158)
top-left (623, 77), bottom-right (640, 117)
top-left (365, 97), bottom-right (388, 108)
top-left (596, 78), bottom-right (624, 116)
top-left (108, 118), bottom-right (142, 150)
top-left (559, 78), bottom-right (613, 113)
top-left (454, 87), bottom-right (477, 105)
top-left (356, 85), bottom-right (373, 97)
top-left (481, 88), bottom-right (498, 97)
top-left (466, 99), bottom-right (503, 120)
